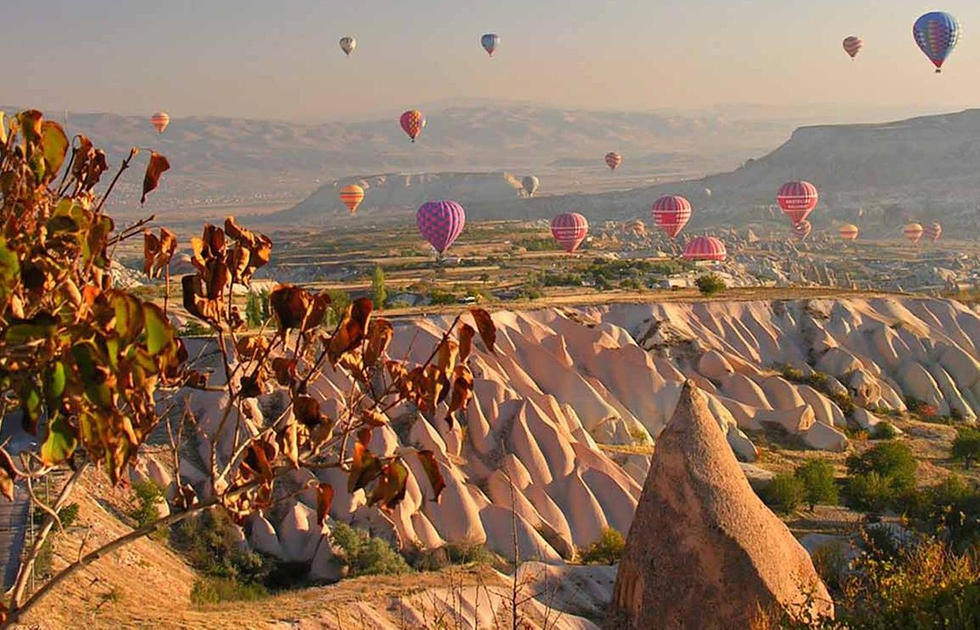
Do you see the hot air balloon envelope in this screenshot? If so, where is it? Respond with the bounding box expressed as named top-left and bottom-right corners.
top-left (923, 222), bottom-right (942, 242)
top-left (777, 181), bottom-right (819, 224)
top-left (839, 224), bottom-right (859, 241)
top-left (521, 175), bottom-right (540, 197)
top-left (683, 236), bottom-right (727, 262)
top-left (904, 222), bottom-right (924, 245)
top-left (652, 196), bottom-right (693, 239)
top-left (151, 112), bottom-right (170, 134)
top-left (605, 152), bottom-right (622, 171)
top-left (340, 36), bottom-right (356, 56)
top-left (843, 36), bottom-right (863, 59)
top-left (339, 184), bottom-right (365, 214)
top-left (913, 12), bottom-right (960, 72)
top-left (481, 33), bottom-right (500, 56)
top-left (550, 213), bottom-right (589, 253)
top-left (400, 110), bottom-right (425, 142)
top-left (417, 200), bottom-right (466, 254)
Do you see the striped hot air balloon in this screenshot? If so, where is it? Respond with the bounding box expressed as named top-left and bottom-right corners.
top-left (913, 12), bottom-right (960, 73)
top-left (605, 152), bottom-right (622, 171)
top-left (683, 236), bottom-right (727, 262)
top-left (481, 33), bottom-right (500, 56)
top-left (652, 195), bottom-right (693, 239)
top-left (150, 112), bottom-right (170, 134)
top-left (923, 222), bottom-right (942, 242)
top-left (417, 200), bottom-right (465, 254)
top-left (792, 220), bottom-right (812, 241)
top-left (839, 223), bottom-right (859, 241)
top-left (400, 110), bottom-right (425, 142)
top-left (843, 36), bottom-right (863, 59)
top-left (339, 184), bottom-right (365, 215)
top-left (777, 181), bottom-right (819, 224)
top-left (550, 213), bottom-right (589, 253)
top-left (904, 222), bottom-right (924, 245)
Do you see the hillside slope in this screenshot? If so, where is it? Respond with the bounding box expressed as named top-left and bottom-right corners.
top-left (279, 108), bottom-right (980, 234)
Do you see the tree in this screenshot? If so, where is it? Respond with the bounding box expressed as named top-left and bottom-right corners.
top-left (0, 109), bottom-right (495, 627)
top-left (763, 473), bottom-right (805, 514)
top-left (794, 459), bottom-right (838, 511)
top-left (952, 427), bottom-right (980, 469)
top-left (695, 273), bottom-right (726, 296)
top-left (371, 265), bottom-right (388, 309)
top-left (245, 291), bottom-right (264, 328)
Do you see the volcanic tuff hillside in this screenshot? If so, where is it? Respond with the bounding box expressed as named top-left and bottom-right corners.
top-left (132, 297), bottom-right (980, 582)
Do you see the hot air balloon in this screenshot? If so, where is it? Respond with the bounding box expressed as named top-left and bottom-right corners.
top-left (904, 222), bottom-right (924, 245)
top-left (839, 224), bottom-right (859, 241)
top-left (400, 110), bottom-right (425, 142)
top-left (339, 184), bottom-right (365, 215)
top-left (683, 236), bottom-right (727, 262)
top-left (777, 181), bottom-right (819, 224)
top-left (652, 195), bottom-right (693, 239)
top-left (605, 152), bottom-right (622, 171)
top-left (704, 187), bottom-right (712, 197)
top-left (481, 33), bottom-right (500, 57)
top-left (417, 201), bottom-right (465, 254)
top-left (550, 213), bottom-right (589, 253)
top-left (522, 175), bottom-right (540, 198)
top-left (340, 36), bottom-right (356, 57)
top-left (913, 12), bottom-right (960, 73)
top-left (923, 222), bottom-right (942, 242)
top-left (792, 220), bottom-right (812, 241)
top-left (150, 112), bottom-right (170, 134)
top-left (843, 36), bottom-right (863, 59)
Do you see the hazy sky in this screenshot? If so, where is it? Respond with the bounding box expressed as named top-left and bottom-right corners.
top-left (6, 0), bottom-right (980, 121)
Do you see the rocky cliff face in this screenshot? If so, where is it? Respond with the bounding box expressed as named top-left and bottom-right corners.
top-left (610, 381), bottom-right (833, 628)
top-left (147, 297), bottom-right (980, 583)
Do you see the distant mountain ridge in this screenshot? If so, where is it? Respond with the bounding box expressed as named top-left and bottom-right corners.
top-left (275, 108), bottom-right (980, 235)
top-left (1, 102), bottom-right (806, 220)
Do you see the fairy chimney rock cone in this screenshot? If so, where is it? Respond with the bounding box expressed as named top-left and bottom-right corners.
top-left (608, 381), bottom-right (834, 629)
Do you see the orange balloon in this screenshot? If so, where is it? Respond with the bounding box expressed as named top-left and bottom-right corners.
top-left (150, 111), bottom-right (170, 134)
top-left (339, 184), bottom-right (365, 214)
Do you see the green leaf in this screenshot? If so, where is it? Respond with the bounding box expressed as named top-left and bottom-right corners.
top-left (0, 237), bottom-right (19, 304)
top-left (40, 121), bottom-right (68, 182)
top-left (5, 313), bottom-right (57, 344)
top-left (110, 291), bottom-right (144, 342)
top-left (20, 383), bottom-right (42, 434)
top-left (45, 361), bottom-right (66, 408)
top-left (142, 302), bottom-right (172, 356)
top-left (40, 414), bottom-right (77, 466)
top-left (71, 342), bottom-right (112, 408)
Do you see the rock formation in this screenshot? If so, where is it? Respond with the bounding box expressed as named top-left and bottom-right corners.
top-left (609, 382), bottom-right (834, 628)
top-left (161, 297), bottom-right (980, 579)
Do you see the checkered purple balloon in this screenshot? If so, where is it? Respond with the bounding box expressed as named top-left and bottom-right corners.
top-left (417, 200), bottom-right (466, 254)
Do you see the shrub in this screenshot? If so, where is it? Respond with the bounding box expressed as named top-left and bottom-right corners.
top-left (172, 509), bottom-right (274, 587)
top-left (762, 473), bottom-right (805, 514)
top-left (579, 527), bottom-right (625, 565)
top-left (872, 421), bottom-right (898, 440)
top-left (952, 427), bottom-right (980, 469)
top-left (407, 541), bottom-right (496, 571)
top-left (838, 537), bottom-right (980, 627)
top-left (130, 480), bottom-right (165, 529)
top-left (695, 273), bottom-right (726, 296)
top-left (190, 577), bottom-right (268, 605)
top-left (846, 472), bottom-right (902, 514)
top-left (330, 522), bottom-right (410, 577)
top-left (846, 441), bottom-right (917, 495)
top-left (794, 459), bottom-right (838, 511)
top-left (910, 475), bottom-right (980, 552)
